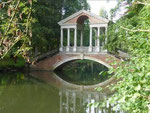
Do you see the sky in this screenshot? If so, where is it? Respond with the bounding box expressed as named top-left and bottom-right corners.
top-left (87, 0), bottom-right (117, 15)
top-left (87, 0), bottom-right (126, 20)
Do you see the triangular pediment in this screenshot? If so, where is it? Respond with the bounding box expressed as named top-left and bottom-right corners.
top-left (58, 10), bottom-right (109, 25)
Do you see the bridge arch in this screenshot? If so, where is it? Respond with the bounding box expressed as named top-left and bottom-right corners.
top-left (53, 55), bottom-right (111, 70)
top-left (31, 53), bottom-right (120, 71)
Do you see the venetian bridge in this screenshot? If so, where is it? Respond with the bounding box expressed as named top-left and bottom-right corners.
top-left (31, 10), bottom-right (122, 71)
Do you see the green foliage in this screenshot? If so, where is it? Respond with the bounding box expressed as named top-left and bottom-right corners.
top-left (0, 0), bottom-right (35, 61)
top-left (27, 0), bottom-right (89, 55)
top-left (0, 0), bottom-right (90, 61)
top-left (0, 55), bottom-right (25, 68)
top-left (104, 0), bottom-right (150, 113)
top-left (31, 0), bottom-right (62, 54)
top-left (62, 0), bottom-right (90, 18)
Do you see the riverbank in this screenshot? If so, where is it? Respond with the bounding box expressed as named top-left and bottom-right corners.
top-left (0, 55), bottom-right (27, 72)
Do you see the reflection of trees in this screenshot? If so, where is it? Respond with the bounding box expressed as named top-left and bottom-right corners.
top-left (0, 74), bottom-right (60, 113)
top-left (0, 72), bottom-right (29, 85)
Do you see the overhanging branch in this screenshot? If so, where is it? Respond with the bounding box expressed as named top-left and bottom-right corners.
top-left (0, 0), bottom-right (13, 6)
top-left (120, 26), bottom-right (150, 33)
top-left (135, 1), bottom-right (150, 6)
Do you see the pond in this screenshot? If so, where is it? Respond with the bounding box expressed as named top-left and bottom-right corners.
top-left (0, 60), bottom-right (123, 113)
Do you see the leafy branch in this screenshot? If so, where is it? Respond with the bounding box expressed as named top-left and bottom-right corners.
top-left (1, 36), bottom-right (21, 59)
top-left (0, 0), bottom-right (34, 61)
top-left (135, 1), bottom-right (150, 6)
top-left (0, 0), bottom-right (13, 6)
top-left (120, 26), bottom-right (150, 33)
top-left (0, 0), bottom-right (21, 45)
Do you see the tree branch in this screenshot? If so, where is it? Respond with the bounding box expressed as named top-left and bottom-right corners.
top-left (26, 0), bottom-right (32, 35)
top-left (1, 0), bottom-right (13, 4)
top-left (135, 1), bottom-right (150, 6)
top-left (1, 35), bottom-right (21, 59)
top-left (0, 0), bottom-right (20, 45)
top-left (120, 26), bottom-right (150, 33)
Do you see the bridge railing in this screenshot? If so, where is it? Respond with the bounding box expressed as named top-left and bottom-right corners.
top-left (61, 46), bottom-right (107, 53)
top-left (34, 49), bottom-right (59, 62)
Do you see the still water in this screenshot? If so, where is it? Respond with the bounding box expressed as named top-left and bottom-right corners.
top-left (0, 60), bottom-right (123, 113)
top-left (0, 72), bottom-right (124, 113)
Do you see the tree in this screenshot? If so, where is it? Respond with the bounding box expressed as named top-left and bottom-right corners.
top-left (0, 0), bottom-right (90, 61)
top-left (30, 0), bottom-right (90, 55)
top-left (102, 0), bottom-right (150, 113)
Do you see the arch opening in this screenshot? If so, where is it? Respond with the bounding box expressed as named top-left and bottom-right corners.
top-left (76, 15), bottom-right (90, 47)
top-left (76, 15), bottom-right (89, 24)
top-left (54, 59), bottom-right (112, 85)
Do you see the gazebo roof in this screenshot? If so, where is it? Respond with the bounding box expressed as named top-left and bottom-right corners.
top-left (58, 10), bottom-right (109, 26)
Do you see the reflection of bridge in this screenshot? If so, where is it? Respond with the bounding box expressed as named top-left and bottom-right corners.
top-left (31, 10), bottom-right (121, 71)
top-left (59, 89), bottom-right (124, 113)
top-left (30, 71), bottom-right (124, 113)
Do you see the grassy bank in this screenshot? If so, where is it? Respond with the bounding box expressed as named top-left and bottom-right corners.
top-left (0, 55), bottom-right (25, 70)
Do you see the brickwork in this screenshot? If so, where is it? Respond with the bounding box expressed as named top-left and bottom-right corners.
top-left (31, 53), bottom-right (121, 71)
top-left (64, 12), bottom-right (106, 25)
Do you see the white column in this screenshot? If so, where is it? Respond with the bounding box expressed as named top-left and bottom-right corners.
top-left (104, 27), bottom-right (108, 52)
top-left (96, 27), bottom-right (100, 52)
top-left (59, 91), bottom-right (62, 113)
top-left (66, 28), bottom-right (70, 52)
top-left (66, 92), bottom-right (69, 113)
top-left (95, 29), bottom-right (97, 47)
top-left (88, 27), bottom-right (92, 52)
top-left (59, 28), bottom-right (63, 51)
top-left (80, 30), bottom-right (83, 47)
top-left (73, 27), bottom-right (77, 52)
top-left (88, 94), bottom-right (91, 113)
top-left (73, 92), bottom-right (76, 113)
top-left (105, 27), bottom-right (108, 44)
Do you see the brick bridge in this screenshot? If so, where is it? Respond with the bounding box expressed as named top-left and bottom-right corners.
top-left (31, 51), bottom-right (121, 71)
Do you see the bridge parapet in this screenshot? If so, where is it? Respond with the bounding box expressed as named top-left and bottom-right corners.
top-left (33, 49), bottom-right (59, 62)
top-left (61, 46), bottom-right (107, 54)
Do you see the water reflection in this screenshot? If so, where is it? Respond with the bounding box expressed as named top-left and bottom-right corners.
top-left (31, 71), bottom-right (124, 113)
top-left (58, 89), bottom-right (124, 113)
top-left (59, 89), bottom-right (101, 113)
top-left (0, 72), bottom-right (123, 113)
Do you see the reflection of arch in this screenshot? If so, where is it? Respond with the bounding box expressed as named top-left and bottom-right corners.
top-left (76, 15), bottom-right (89, 24)
top-left (53, 56), bottom-right (111, 70)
